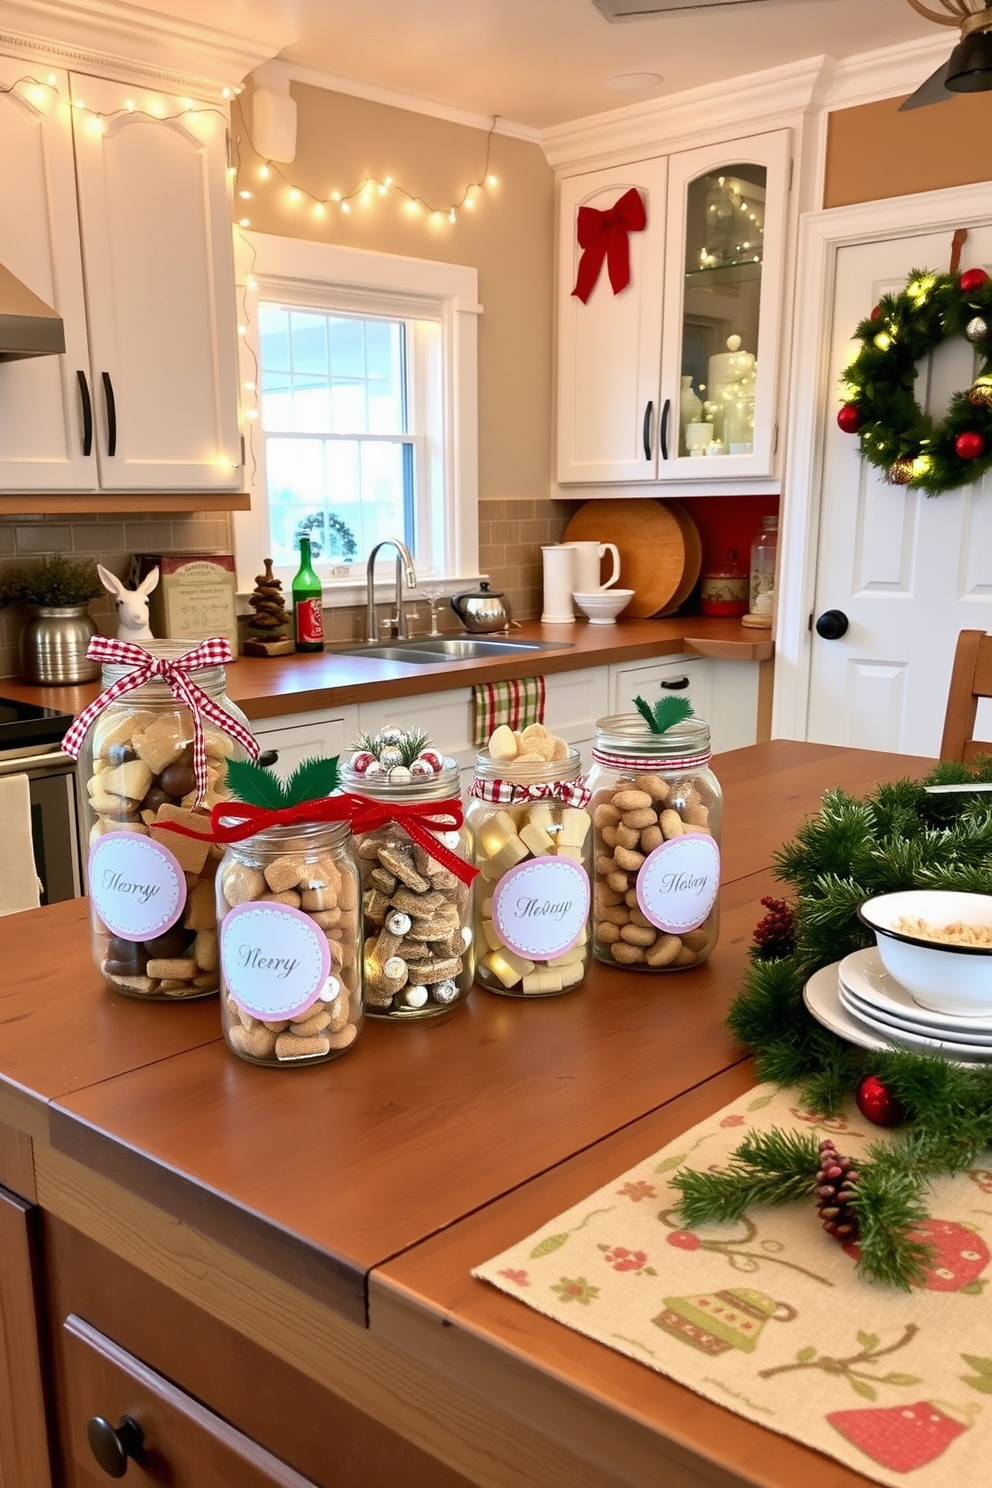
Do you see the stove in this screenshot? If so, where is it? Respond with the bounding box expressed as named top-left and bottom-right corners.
top-left (0, 695), bottom-right (75, 754)
top-left (0, 694), bottom-right (81, 904)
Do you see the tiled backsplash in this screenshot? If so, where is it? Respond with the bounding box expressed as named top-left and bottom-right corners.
top-left (0, 497), bottom-right (572, 677)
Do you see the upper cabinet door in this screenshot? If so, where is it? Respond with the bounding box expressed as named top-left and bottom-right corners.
top-left (0, 62), bottom-right (95, 491)
top-left (657, 129), bottom-right (790, 482)
top-left (556, 158), bottom-right (667, 485)
top-left (70, 74), bottom-right (242, 491)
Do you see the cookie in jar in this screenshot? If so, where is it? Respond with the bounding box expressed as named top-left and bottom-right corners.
top-left (586, 707), bottom-right (722, 972)
top-left (341, 727), bottom-right (477, 1019)
top-left (62, 637), bottom-right (257, 1000)
top-left (466, 724), bottom-right (592, 996)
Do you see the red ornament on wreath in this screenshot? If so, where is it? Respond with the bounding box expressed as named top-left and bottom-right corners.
top-left (958, 267), bottom-right (990, 295)
top-left (955, 430), bottom-right (986, 461)
top-left (856, 1074), bottom-right (904, 1128)
top-left (837, 403), bottom-right (863, 434)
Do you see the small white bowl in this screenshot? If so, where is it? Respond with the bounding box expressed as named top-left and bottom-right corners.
top-left (572, 588), bottom-right (634, 625)
top-left (858, 889), bottom-right (992, 1016)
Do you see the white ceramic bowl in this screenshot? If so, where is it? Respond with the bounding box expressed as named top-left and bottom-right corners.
top-left (572, 588), bottom-right (634, 625)
top-left (858, 889), bottom-right (992, 1016)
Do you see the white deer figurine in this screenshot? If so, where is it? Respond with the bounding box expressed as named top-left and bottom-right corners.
top-left (98, 564), bottom-right (159, 641)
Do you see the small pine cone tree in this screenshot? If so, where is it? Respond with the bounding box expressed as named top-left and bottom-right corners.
top-left (247, 558), bottom-right (290, 641)
top-left (816, 1138), bottom-right (860, 1242)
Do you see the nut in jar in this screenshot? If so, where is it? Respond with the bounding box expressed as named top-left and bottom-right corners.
top-left (467, 725), bottom-right (592, 996)
top-left (587, 712), bottom-right (722, 972)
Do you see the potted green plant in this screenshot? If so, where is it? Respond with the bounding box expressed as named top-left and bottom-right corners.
top-left (0, 554), bottom-right (103, 684)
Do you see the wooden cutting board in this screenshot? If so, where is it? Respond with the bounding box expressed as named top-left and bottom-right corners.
top-left (563, 499), bottom-right (698, 618)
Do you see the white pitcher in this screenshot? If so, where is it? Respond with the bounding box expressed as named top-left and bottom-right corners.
top-left (565, 540), bottom-right (621, 593)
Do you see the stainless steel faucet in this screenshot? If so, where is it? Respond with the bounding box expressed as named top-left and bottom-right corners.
top-left (364, 539), bottom-right (417, 642)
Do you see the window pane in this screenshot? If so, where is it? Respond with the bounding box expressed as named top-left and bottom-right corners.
top-left (266, 437), bottom-right (326, 566)
top-left (293, 376), bottom-right (331, 433)
top-left (290, 312), bottom-right (328, 376)
top-left (367, 321), bottom-right (404, 434)
top-left (328, 317), bottom-right (365, 379)
top-left (258, 305), bottom-right (290, 372)
top-left (329, 382), bottom-right (367, 433)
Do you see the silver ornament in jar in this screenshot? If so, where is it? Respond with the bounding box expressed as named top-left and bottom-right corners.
top-left (586, 715), bottom-right (722, 972)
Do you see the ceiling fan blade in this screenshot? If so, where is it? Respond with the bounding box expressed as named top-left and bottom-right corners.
top-left (898, 57), bottom-right (953, 111)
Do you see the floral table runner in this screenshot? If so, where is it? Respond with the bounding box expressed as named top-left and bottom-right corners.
top-left (473, 1084), bottom-right (992, 1486)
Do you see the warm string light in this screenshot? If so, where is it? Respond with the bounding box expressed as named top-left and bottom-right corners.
top-left (233, 113), bottom-right (501, 231)
top-left (0, 72), bottom-right (235, 132)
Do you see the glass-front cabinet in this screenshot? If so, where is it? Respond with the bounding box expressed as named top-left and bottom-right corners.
top-left (556, 129), bottom-right (790, 486)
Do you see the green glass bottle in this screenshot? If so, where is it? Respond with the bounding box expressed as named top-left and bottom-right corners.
top-left (292, 537), bottom-right (324, 652)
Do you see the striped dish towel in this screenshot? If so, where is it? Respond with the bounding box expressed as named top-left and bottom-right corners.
top-left (472, 677), bottom-right (546, 748)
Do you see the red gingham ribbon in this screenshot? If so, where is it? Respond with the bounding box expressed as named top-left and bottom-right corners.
top-left (469, 776), bottom-right (591, 808)
top-left (157, 791), bottom-right (478, 886)
top-left (590, 747), bottom-right (710, 772)
top-left (62, 636), bottom-right (259, 807)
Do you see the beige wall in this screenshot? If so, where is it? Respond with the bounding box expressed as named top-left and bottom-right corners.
top-left (824, 91), bottom-right (992, 209)
top-left (233, 84), bottom-right (554, 505)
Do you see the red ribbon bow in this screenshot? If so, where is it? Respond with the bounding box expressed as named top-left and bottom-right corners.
top-left (158, 792), bottom-right (479, 887)
top-left (62, 636), bottom-right (259, 808)
top-left (571, 187), bottom-right (647, 305)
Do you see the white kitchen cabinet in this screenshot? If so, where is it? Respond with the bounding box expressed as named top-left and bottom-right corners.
top-left (252, 707), bottom-right (358, 783)
top-left (609, 654), bottom-right (759, 755)
top-left (557, 129), bottom-right (790, 487)
top-left (0, 62), bottom-right (242, 493)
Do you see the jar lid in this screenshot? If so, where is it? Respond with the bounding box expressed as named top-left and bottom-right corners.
top-left (592, 715), bottom-right (711, 767)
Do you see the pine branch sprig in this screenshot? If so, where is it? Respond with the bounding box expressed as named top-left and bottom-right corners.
top-left (671, 1128), bottom-right (822, 1226)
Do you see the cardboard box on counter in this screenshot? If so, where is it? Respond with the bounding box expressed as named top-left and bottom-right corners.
top-left (130, 554), bottom-right (239, 654)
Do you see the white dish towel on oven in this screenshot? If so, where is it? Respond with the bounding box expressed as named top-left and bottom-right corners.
top-left (0, 773), bottom-right (41, 914)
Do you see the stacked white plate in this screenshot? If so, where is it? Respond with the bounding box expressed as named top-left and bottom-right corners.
top-left (804, 947), bottom-right (992, 1066)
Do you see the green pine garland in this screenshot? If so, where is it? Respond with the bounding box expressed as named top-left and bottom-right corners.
top-left (838, 267), bottom-right (992, 495)
top-left (673, 756), bottom-right (992, 1288)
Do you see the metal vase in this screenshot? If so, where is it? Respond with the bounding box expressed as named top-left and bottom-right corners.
top-left (20, 604), bottom-right (99, 684)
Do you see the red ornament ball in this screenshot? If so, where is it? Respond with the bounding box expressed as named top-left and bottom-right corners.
top-left (888, 458), bottom-right (914, 485)
top-left (837, 403), bottom-right (863, 435)
top-left (856, 1074), bottom-right (904, 1128)
top-left (955, 430), bottom-right (987, 462)
top-left (958, 267), bottom-right (990, 295)
top-left (870, 304), bottom-right (881, 320)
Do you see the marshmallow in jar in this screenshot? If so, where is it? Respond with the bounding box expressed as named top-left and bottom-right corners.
top-left (217, 820), bottom-right (363, 1066)
top-left (342, 728), bottom-right (475, 1019)
top-left (586, 715), bottom-right (722, 972)
top-left (466, 725), bottom-right (592, 996)
top-left (72, 639), bottom-right (254, 1000)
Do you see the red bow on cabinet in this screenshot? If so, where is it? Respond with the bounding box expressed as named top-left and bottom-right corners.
top-left (571, 187), bottom-right (647, 304)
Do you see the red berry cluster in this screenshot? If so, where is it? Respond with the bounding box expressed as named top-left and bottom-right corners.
top-left (816, 1138), bottom-right (860, 1243)
top-left (752, 895), bottom-right (796, 960)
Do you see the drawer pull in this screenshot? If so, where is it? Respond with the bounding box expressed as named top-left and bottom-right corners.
top-left (257, 748), bottom-right (279, 767)
top-left (660, 676), bottom-right (690, 690)
top-left (87, 1413), bottom-right (144, 1477)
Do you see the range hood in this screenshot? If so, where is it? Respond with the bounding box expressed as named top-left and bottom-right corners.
top-left (0, 262), bottom-right (65, 361)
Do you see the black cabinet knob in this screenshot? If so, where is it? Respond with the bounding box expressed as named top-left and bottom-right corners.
top-left (815, 609), bottom-right (849, 640)
top-left (87, 1415), bottom-right (144, 1477)
top-left (257, 748), bottom-right (279, 767)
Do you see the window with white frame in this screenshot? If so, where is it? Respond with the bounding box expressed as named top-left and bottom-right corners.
top-left (234, 233), bottom-right (480, 603)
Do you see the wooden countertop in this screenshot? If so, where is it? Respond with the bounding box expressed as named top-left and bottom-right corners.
top-left (0, 615), bottom-right (772, 722)
top-left (0, 740), bottom-right (932, 1487)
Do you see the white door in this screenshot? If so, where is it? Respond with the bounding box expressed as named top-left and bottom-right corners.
top-left (0, 62), bottom-right (95, 490)
top-left (70, 74), bottom-right (242, 491)
top-left (807, 227), bottom-right (992, 755)
top-left (556, 158), bottom-right (667, 484)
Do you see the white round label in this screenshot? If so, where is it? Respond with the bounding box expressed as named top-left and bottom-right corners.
top-left (493, 858), bottom-right (590, 961)
top-left (221, 902), bottom-right (331, 1021)
top-left (636, 834), bottom-right (720, 934)
top-left (89, 833), bottom-right (184, 940)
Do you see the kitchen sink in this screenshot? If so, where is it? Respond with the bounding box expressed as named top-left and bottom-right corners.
top-left (333, 636), bottom-right (573, 664)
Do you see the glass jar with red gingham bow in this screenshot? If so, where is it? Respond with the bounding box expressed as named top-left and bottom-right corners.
top-left (466, 746), bottom-right (592, 997)
top-left (64, 637), bottom-right (258, 1001)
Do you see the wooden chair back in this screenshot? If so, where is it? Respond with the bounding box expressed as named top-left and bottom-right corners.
top-left (940, 630), bottom-right (992, 762)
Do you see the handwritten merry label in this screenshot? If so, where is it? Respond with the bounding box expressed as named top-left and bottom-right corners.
top-left (493, 858), bottom-right (590, 961)
top-left (221, 902), bottom-right (331, 1021)
top-left (89, 833), bottom-right (184, 940)
top-left (636, 834), bottom-right (720, 934)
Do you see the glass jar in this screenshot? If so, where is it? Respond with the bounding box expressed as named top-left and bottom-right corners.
top-left (587, 716), bottom-right (722, 973)
top-left (340, 756), bottom-right (474, 1019)
top-left (747, 514), bottom-right (778, 627)
top-left (217, 821), bottom-right (362, 1065)
top-left (699, 550), bottom-right (748, 617)
top-left (466, 748), bottom-right (592, 997)
top-left (78, 640), bottom-right (254, 1000)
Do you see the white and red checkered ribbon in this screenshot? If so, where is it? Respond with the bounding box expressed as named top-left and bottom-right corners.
top-left (468, 775), bottom-right (591, 808)
top-left (590, 747), bottom-right (710, 772)
top-left (62, 636), bottom-right (259, 807)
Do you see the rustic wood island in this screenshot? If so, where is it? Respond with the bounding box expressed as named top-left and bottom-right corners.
top-left (0, 742), bottom-right (930, 1488)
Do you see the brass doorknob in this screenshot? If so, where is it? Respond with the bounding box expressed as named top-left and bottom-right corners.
top-left (86, 1414), bottom-right (144, 1477)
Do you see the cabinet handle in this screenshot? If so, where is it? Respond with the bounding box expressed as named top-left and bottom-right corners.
top-left (102, 371), bottom-right (117, 457)
top-left (660, 676), bottom-right (690, 690)
top-left (258, 748), bottom-right (279, 767)
top-left (659, 397), bottom-right (670, 462)
top-left (642, 400), bottom-right (653, 461)
top-left (76, 370), bottom-right (93, 457)
top-left (86, 1414), bottom-right (144, 1477)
